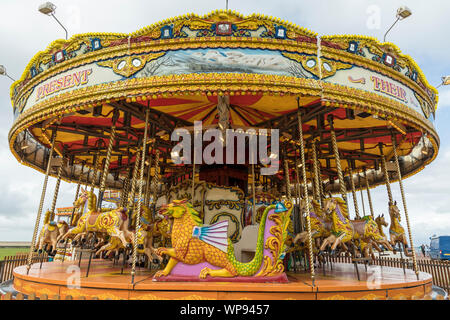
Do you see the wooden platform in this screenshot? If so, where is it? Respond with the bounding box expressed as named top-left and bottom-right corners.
top-left (13, 260), bottom-right (432, 300)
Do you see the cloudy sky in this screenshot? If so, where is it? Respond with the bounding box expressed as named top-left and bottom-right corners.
top-left (0, 0), bottom-right (449, 246)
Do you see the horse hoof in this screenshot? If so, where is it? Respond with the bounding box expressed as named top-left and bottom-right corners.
top-left (126, 243), bottom-right (133, 250)
top-left (138, 244), bottom-right (144, 250)
top-left (72, 241), bottom-right (78, 246)
top-left (38, 249), bottom-right (42, 254)
top-left (33, 248), bottom-right (38, 252)
top-left (152, 259), bottom-right (160, 264)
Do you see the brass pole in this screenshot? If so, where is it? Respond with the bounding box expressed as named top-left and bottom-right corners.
top-left (252, 163), bottom-right (257, 224)
top-left (347, 160), bottom-right (360, 219)
top-left (379, 143), bottom-right (393, 204)
top-left (328, 115), bottom-right (347, 204)
top-left (131, 109), bottom-right (149, 284)
top-left (70, 171), bottom-right (83, 227)
top-left (297, 100), bottom-right (315, 286)
top-left (312, 139), bottom-right (320, 204)
top-left (192, 149), bottom-right (195, 204)
top-left (97, 113), bottom-right (118, 210)
top-left (392, 133), bottom-right (419, 279)
top-left (152, 149), bottom-right (160, 207)
top-left (120, 166), bottom-right (131, 208)
top-left (144, 153), bottom-right (153, 207)
top-left (27, 128), bottom-right (57, 274)
top-left (363, 169), bottom-right (375, 218)
top-left (358, 174), bottom-right (366, 217)
top-left (128, 151), bottom-right (141, 215)
top-left (90, 153), bottom-right (101, 194)
top-left (284, 160), bottom-right (291, 200)
top-left (49, 156), bottom-right (65, 221)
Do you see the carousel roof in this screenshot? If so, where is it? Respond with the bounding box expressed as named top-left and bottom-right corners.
top-left (7, 10), bottom-right (439, 192)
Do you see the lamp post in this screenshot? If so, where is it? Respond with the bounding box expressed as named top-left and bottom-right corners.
top-left (384, 6), bottom-right (412, 42)
top-left (436, 76), bottom-right (450, 88)
top-left (0, 65), bottom-right (16, 81)
top-left (38, 2), bottom-right (68, 40)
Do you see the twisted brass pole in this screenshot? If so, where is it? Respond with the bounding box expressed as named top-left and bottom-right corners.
top-left (70, 173), bottom-right (83, 227)
top-left (312, 139), bottom-right (320, 204)
top-left (27, 128), bottom-right (57, 274)
top-left (90, 153), bottom-right (101, 193)
top-left (379, 143), bottom-right (393, 205)
top-left (144, 153), bottom-right (153, 207)
top-left (328, 115), bottom-right (347, 204)
top-left (297, 102), bottom-right (315, 286)
top-left (49, 156), bottom-right (65, 221)
top-left (358, 174), bottom-right (366, 217)
top-left (363, 169), bottom-right (375, 217)
top-left (128, 151), bottom-right (141, 214)
top-left (97, 116), bottom-right (117, 210)
top-left (284, 160), bottom-right (291, 200)
top-left (131, 109), bottom-right (149, 284)
top-left (392, 133), bottom-right (419, 279)
top-left (252, 162), bottom-right (257, 224)
top-left (120, 176), bottom-right (130, 208)
top-left (152, 149), bottom-right (160, 208)
top-left (347, 161), bottom-right (360, 219)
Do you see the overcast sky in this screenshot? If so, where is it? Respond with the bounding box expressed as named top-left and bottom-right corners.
top-left (0, 0), bottom-right (449, 246)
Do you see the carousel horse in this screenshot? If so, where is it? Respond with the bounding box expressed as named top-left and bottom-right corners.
top-left (35, 210), bottom-right (69, 255)
top-left (59, 188), bottom-right (133, 248)
top-left (293, 199), bottom-right (333, 247)
top-left (388, 201), bottom-right (412, 256)
top-left (154, 199), bottom-right (292, 279)
top-left (319, 197), bottom-right (393, 258)
top-left (375, 214), bottom-right (391, 251)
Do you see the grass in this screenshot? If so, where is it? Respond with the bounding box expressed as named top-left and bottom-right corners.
top-left (0, 247), bottom-right (30, 260)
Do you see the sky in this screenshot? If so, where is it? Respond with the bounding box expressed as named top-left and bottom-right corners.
top-left (0, 0), bottom-right (449, 246)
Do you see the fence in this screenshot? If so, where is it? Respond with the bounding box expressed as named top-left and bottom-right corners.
top-left (327, 254), bottom-right (450, 292)
top-left (0, 253), bottom-right (49, 283)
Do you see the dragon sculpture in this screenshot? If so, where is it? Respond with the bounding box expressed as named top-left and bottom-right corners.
top-left (154, 199), bottom-right (292, 280)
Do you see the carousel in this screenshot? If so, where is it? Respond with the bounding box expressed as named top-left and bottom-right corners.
top-left (9, 10), bottom-right (438, 300)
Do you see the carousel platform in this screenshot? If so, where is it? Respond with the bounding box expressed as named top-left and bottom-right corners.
top-left (13, 260), bottom-right (432, 300)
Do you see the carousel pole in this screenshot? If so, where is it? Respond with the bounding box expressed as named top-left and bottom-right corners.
top-left (391, 133), bottom-right (419, 279)
top-left (26, 128), bottom-right (57, 274)
top-left (347, 160), bottom-right (360, 219)
top-left (358, 174), bottom-right (366, 217)
top-left (311, 139), bottom-right (320, 205)
top-left (191, 147), bottom-right (196, 204)
top-left (151, 149), bottom-right (160, 210)
top-left (49, 154), bottom-right (65, 221)
top-left (252, 162), bottom-right (257, 224)
top-left (364, 169), bottom-right (375, 218)
top-left (97, 111), bottom-right (118, 210)
top-left (379, 143), bottom-right (393, 204)
top-left (128, 151), bottom-right (141, 221)
top-left (284, 160), bottom-right (291, 200)
top-left (144, 152), bottom-right (153, 207)
top-left (131, 109), bottom-right (149, 284)
top-left (328, 115), bottom-right (347, 204)
top-left (69, 165), bottom-right (84, 227)
top-left (297, 98), bottom-right (315, 286)
top-left (90, 153), bottom-right (101, 194)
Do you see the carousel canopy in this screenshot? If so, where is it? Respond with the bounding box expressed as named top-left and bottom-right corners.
top-left (8, 10), bottom-right (439, 192)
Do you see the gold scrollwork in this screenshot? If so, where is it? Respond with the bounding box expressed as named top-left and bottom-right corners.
top-left (97, 52), bottom-right (166, 77)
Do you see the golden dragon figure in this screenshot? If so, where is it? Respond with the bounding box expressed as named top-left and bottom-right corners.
top-left (154, 199), bottom-right (292, 279)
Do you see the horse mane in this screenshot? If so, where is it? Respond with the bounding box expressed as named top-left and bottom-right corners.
top-left (334, 197), bottom-right (349, 217)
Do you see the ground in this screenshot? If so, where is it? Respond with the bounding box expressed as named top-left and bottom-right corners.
top-left (0, 248), bottom-right (29, 260)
